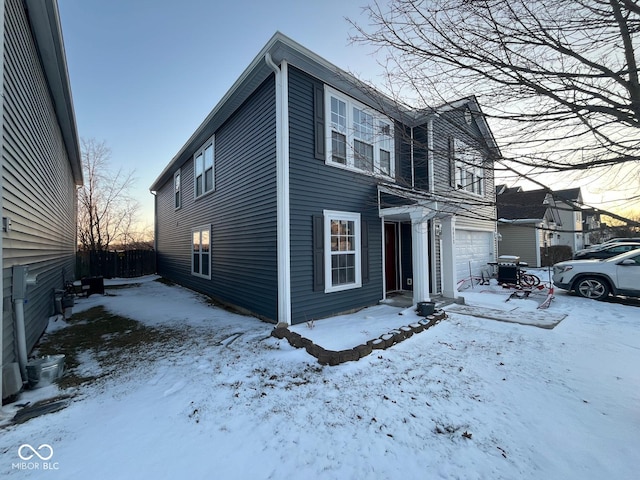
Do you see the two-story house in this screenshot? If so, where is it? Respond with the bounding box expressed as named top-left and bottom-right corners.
top-left (150, 32), bottom-right (499, 326)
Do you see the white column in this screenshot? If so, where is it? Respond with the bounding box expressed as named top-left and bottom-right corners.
top-left (440, 215), bottom-right (458, 299)
top-left (410, 210), bottom-right (431, 304)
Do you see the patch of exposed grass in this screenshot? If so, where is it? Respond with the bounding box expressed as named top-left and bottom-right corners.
top-left (35, 306), bottom-right (184, 389)
top-left (154, 277), bottom-right (175, 286)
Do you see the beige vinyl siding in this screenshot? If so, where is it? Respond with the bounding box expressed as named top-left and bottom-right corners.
top-left (498, 224), bottom-right (540, 267)
top-left (2, 0), bottom-right (78, 365)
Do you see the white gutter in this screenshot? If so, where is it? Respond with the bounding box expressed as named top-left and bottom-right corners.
top-left (265, 53), bottom-right (292, 326)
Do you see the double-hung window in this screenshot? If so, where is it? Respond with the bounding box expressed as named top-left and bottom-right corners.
top-left (325, 86), bottom-right (394, 178)
top-left (323, 210), bottom-right (361, 293)
top-left (454, 139), bottom-right (484, 195)
top-left (194, 136), bottom-right (215, 198)
top-left (192, 225), bottom-right (211, 279)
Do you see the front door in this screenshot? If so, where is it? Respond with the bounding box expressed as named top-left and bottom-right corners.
top-left (385, 223), bottom-right (399, 292)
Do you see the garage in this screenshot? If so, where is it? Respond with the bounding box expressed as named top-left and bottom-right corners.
top-left (455, 230), bottom-right (495, 282)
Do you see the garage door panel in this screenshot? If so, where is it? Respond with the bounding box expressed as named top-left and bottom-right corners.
top-left (455, 230), bottom-right (494, 282)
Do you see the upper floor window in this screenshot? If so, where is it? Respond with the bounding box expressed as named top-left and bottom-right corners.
top-left (174, 170), bottom-right (181, 209)
top-left (454, 138), bottom-right (484, 195)
top-left (194, 136), bottom-right (215, 198)
top-left (325, 86), bottom-right (394, 178)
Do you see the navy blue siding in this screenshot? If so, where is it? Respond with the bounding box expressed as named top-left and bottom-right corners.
top-left (288, 66), bottom-right (383, 324)
top-left (155, 77), bottom-right (278, 321)
top-left (413, 124), bottom-right (430, 191)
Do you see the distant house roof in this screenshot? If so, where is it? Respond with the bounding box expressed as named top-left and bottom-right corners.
top-left (497, 189), bottom-right (550, 222)
top-left (552, 188), bottom-right (582, 204)
top-left (496, 185), bottom-right (523, 195)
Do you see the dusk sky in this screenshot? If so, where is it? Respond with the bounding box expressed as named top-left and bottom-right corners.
top-left (58, 0), bottom-right (635, 231)
top-left (58, 0), bottom-right (383, 230)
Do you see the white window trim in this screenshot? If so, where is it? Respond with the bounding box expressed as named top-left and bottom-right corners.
top-left (454, 138), bottom-right (485, 196)
top-left (174, 169), bottom-right (182, 210)
top-left (323, 210), bottom-right (362, 293)
top-left (191, 225), bottom-right (211, 279)
top-left (324, 85), bottom-right (395, 179)
top-left (194, 135), bottom-right (215, 199)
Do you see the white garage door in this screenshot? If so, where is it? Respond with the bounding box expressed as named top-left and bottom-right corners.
top-left (455, 230), bottom-right (494, 282)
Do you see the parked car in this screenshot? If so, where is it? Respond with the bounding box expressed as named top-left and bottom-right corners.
top-left (573, 242), bottom-right (640, 260)
top-left (579, 237), bottom-right (640, 254)
top-left (553, 249), bottom-right (640, 300)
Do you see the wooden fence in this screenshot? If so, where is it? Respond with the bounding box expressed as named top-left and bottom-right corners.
top-left (76, 250), bottom-right (156, 279)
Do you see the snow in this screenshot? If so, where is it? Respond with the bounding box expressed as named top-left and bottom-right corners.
top-left (1, 274), bottom-right (639, 479)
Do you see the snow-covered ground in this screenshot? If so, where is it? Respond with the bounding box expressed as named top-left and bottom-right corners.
top-left (1, 274), bottom-right (638, 479)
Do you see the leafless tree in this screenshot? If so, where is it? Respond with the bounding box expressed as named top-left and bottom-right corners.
top-left (351, 0), bottom-right (640, 190)
top-left (77, 138), bottom-right (140, 252)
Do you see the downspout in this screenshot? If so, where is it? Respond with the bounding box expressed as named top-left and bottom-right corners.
top-left (150, 190), bottom-right (157, 252)
top-left (12, 266), bottom-right (37, 382)
top-left (13, 300), bottom-right (28, 381)
top-left (265, 53), bottom-right (292, 326)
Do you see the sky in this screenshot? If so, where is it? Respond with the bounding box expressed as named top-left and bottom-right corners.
top-left (57, 0), bottom-right (637, 233)
top-left (0, 273), bottom-right (638, 478)
top-left (57, 0), bottom-right (384, 230)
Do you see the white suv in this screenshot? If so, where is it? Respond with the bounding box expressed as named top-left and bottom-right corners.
top-left (553, 249), bottom-right (640, 300)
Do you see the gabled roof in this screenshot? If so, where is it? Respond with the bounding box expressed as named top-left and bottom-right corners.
top-left (552, 188), bottom-right (582, 204)
top-left (497, 189), bottom-right (550, 222)
top-left (414, 95), bottom-right (501, 159)
top-left (150, 32), bottom-right (408, 191)
top-left (150, 32), bottom-right (501, 192)
top-left (497, 186), bottom-right (584, 223)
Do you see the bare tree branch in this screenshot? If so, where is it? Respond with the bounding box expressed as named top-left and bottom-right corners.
top-left (350, 0), bottom-right (640, 184)
top-left (77, 138), bottom-right (140, 252)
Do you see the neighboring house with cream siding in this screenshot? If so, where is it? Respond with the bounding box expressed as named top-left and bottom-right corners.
top-left (496, 186), bottom-right (584, 267)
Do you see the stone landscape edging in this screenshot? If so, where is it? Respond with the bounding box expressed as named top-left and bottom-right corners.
top-left (271, 310), bottom-right (447, 366)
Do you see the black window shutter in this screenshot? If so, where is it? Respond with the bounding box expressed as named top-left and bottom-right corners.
top-left (313, 215), bottom-right (324, 291)
top-left (448, 136), bottom-right (455, 187)
top-left (361, 220), bottom-right (370, 284)
top-left (314, 84), bottom-right (325, 160)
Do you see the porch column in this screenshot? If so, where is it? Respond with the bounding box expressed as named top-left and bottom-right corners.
top-left (441, 215), bottom-right (458, 299)
top-left (410, 210), bottom-right (431, 304)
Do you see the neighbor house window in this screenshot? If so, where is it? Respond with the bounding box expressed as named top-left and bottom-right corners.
top-left (324, 210), bottom-right (361, 293)
top-left (454, 138), bottom-right (484, 195)
top-left (174, 170), bottom-right (181, 209)
top-left (192, 225), bottom-right (211, 279)
top-left (194, 136), bottom-right (215, 198)
top-left (325, 86), bottom-right (394, 178)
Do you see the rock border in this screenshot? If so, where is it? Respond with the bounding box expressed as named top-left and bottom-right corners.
top-left (271, 310), bottom-right (447, 366)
